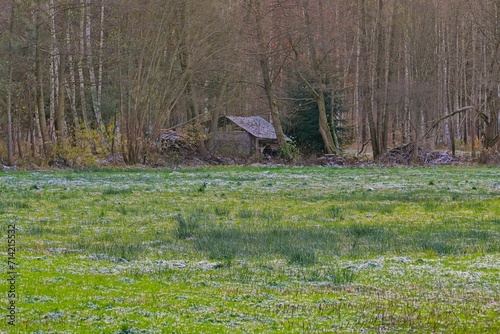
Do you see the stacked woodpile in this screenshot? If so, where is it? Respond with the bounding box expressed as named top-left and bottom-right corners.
top-left (160, 130), bottom-right (195, 153)
top-left (322, 154), bottom-right (346, 166)
top-left (379, 143), bottom-right (455, 165)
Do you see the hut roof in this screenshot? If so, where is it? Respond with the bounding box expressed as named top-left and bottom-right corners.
top-left (226, 116), bottom-right (291, 141)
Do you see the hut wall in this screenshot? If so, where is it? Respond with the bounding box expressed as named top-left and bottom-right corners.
top-left (212, 132), bottom-right (254, 156)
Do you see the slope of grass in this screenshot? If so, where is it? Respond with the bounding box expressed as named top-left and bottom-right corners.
top-left (1, 166), bottom-right (499, 332)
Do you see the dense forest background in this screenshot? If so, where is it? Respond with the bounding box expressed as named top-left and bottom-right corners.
top-left (1, 0), bottom-right (499, 166)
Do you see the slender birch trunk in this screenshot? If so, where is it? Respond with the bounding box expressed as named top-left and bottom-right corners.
top-left (354, 2), bottom-right (362, 151)
top-left (35, 0), bottom-right (51, 157)
top-left (380, 0), bottom-right (396, 153)
top-left (86, 0), bottom-right (104, 132)
top-left (97, 1), bottom-right (104, 126)
top-left (368, 0), bottom-right (384, 159)
top-left (49, 0), bottom-right (58, 141)
top-left (56, 61), bottom-right (67, 144)
top-left (403, 19), bottom-right (411, 147)
top-left (78, 1), bottom-right (89, 128)
top-left (6, 0), bottom-right (15, 165)
top-left (252, 0), bottom-right (287, 151)
top-left (66, 15), bottom-right (80, 130)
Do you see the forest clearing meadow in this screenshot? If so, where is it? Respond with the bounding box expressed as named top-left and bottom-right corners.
top-left (0, 166), bottom-right (499, 333)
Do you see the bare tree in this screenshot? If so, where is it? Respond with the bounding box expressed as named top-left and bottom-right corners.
top-left (293, 0), bottom-right (340, 154)
top-left (5, 0), bottom-right (15, 165)
top-left (85, 0), bottom-right (105, 133)
top-left (35, 0), bottom-right (51, 157)
top-left (242, 0), bottom-right (288, 151)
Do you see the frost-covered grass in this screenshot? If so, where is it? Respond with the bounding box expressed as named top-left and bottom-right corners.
top-left (1, 166), bottom-right (499, 333)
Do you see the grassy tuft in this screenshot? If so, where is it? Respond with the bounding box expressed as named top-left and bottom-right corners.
top-left (285, 247), bottom-right (317, 266)
top-left (237, 209), bottom-right (255, 219)
top-left (326, 206), bottom-right (343, 219)
top-left (102, 188), bottom-right (133, 195)
top-left (174, 214), bottom-right (198, 240)
top-left (214, 205), bottom-right (230, 217)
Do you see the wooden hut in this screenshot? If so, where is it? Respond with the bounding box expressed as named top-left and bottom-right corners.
top-left (213, 116), bottom-right (292, 156)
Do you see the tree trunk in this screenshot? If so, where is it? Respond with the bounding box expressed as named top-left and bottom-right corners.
top-left (354, 4), bottom-right (362, 151)
top-left (56, 44), bottom-right (67, 145)
top-left (178, 0), bottom-right (199, 122)
top-left (66, 15), bottom-right (80, 130)
top-left (300, 0), bottom-right (337, 154)
top-left (208, 78), bottom-right (228, 151)
top-left (359, 0), bottom-right (381, 159)
top-left (380, 0), bottom-right (396, 154)
top-left (6, 0), bottom-right (15, 165)
top-left (49, 0), bottom-right (58, 141)
top-left (36, 0), bottom-right (51, 157)
top-left (253, 0), bottom-right (287, 151)
top-left (86, 0), bottom-right (104, 132)
top-left (317, 92), bottom-right (338, 154)
top-left (368, 0), bottom-right (385, 160)
top-left (97, 0), bottom-right (105, 126)
top-left (56, 4), bottom-right (68, 145)
top-left (78, 0), bottom-right (89, 128)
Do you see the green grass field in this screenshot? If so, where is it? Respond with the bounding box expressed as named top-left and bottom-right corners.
top-left (1, 166), bottom-right (499, 333)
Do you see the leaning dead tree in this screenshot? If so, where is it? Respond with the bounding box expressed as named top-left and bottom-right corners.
top-left (422, 104), bottom-right (498, 154)
top-left (422, 106), bottom-right (475, 139)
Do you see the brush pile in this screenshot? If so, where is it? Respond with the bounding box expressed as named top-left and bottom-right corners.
top-left (379, 143), bottom-right (455, 165)
top-left (160, 130), bottom-right (195, 153)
